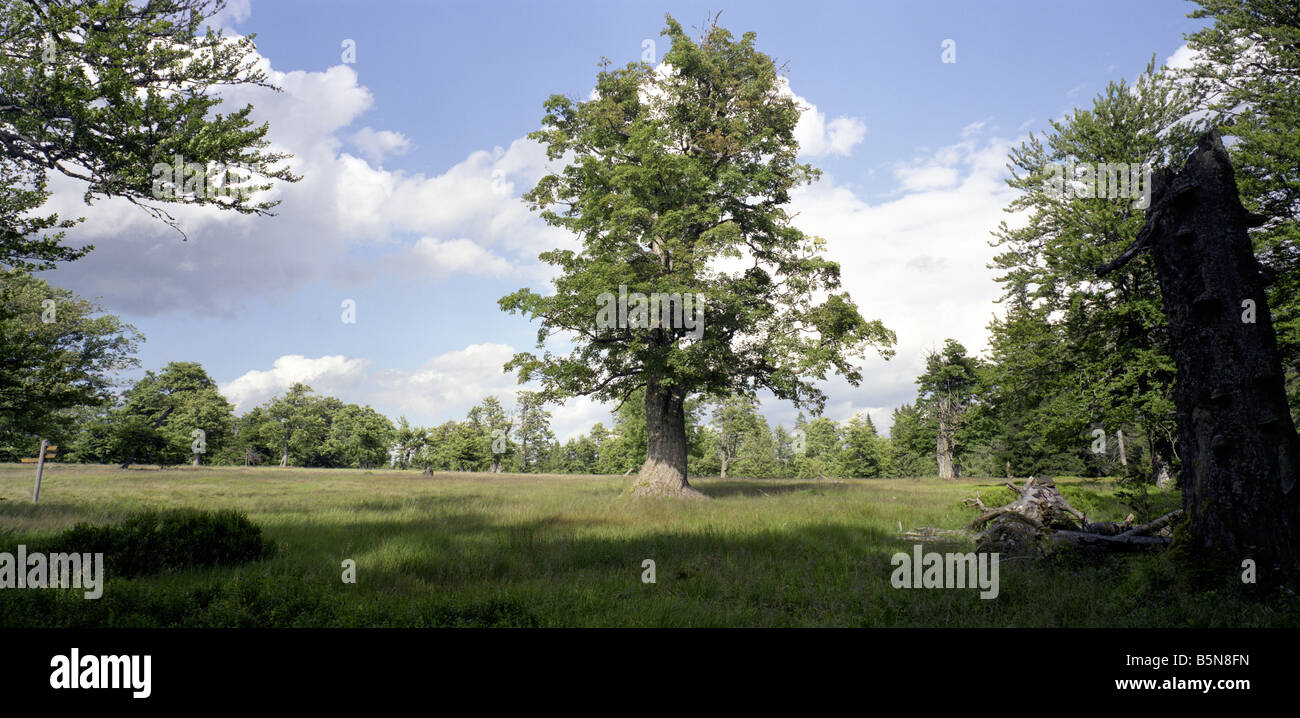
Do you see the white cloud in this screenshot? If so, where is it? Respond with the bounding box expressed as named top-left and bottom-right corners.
top-left (349, 127), bottom-right (412, 165)
top-left (892, 163), bottom-right (960, 192)
top-left (1165, 43), bottom-right (1198, 71)
top-left (783, 81), bottom-right (867, 158)
top-left (961, 120), bottom-right (987, 137)
top-left (221, 355), bottom-right (372, 412)
top-left (776, 134), bottom-right (1024, 432)
top-left (395, 237), bottom-right (516, 278)
top-left (42, 46), bottom-right (570, 317)
top-left (210, 0), bottom-right (251, 27)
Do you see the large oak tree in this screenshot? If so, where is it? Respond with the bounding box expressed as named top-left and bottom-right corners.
top-left (501, 15), bottom-right (894, 497)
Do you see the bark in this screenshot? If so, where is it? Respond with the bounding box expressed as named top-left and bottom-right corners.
top-left (1100, 131), bottom-right (1300, 585)
top-left (630, 379), bottom-right (704, 498)
top-left (936, 395), bottom-right (955, 480)
top-left (280, 444), bottom-right (289, 468)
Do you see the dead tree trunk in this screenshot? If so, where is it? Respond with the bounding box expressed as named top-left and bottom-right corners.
top-left (1099, 131), bottom-right (1300, 586)
top-left (936, 396), bottom-right (956, 480)
top-left (963, 476), bottom-right (1178, 554)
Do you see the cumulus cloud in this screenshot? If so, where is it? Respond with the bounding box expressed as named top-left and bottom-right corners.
top-left (349, 127), bottom-right (412, 165)
top-left (779, 134), bottom-right (1023, 432)
top-left (210, 0), bottom-right (251, 27)
top-left (41, 47), bottom-right (569, 317)
top-left (793, 97), bottom-right (868, 157)
top-left (221, 354), bottom-right (372, 412)
top-left (892, 164), bottom-right (961, 193)
top-left (1165, 43), bottom-right (1198, 71)
top-left (772, 79), bottom-right (868, 157)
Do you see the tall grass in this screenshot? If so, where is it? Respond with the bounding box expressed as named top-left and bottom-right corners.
top-left (0, 464), bottom-right (1291, 627)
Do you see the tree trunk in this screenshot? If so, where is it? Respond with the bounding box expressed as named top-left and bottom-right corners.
top-left (280, 444), bottom-right (289, 468)
top-left (1148, 427), bottom-right (1177, 489)
top-left (720, 452), bottom-right (728, 479)
top-left (192, 453), bottom-right (200, 467)
top-left (631, 379), bottom-right (704, 498)
top-left (1101, 131), bottom-right (1300, 586)
top-left (936, 396), bottom-right (955, 479)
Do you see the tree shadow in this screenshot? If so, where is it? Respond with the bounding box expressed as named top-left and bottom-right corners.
top-left (691, 480), bottom-right (844, 498)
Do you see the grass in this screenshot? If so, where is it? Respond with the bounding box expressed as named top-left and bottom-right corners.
top-left (0, 463), bottom-right (1294, 627)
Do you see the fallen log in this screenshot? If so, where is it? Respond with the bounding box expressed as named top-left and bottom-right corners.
top-left (1048, 531), bottom-right (1173, 552)
top-left (964, 476), bottom-right (1182, 554)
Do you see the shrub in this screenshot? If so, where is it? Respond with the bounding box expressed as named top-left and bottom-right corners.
top-left (39, 509), bottom-right (274, 578)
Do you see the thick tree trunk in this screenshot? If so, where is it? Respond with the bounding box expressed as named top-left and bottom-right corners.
top-left (1101, 131), bottom-right (1300, 586)
top-left (280, 444), bottom-right (289, 468)
top-left (936, 397), bottom-right (955, 479)
top-left (720, 452), bottom-right (728, 479)
top-left (631, 379), bottom-right (704, 498)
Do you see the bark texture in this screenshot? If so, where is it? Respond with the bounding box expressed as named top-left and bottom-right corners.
top-left (630, 379), bottom-right (704, 498)
top-left (1100, 131), bottom-right (1300, 585)
top-left (936, 396), bottom-right (956, 480)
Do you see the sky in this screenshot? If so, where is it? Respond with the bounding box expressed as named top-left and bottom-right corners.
top-left (36, 0), bottom-right (1209, 440)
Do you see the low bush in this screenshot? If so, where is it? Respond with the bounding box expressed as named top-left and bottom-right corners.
top-left (33, 509), bottom-right (274, 578)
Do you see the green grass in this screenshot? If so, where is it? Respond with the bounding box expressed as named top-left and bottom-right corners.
top-left (0, 463), bottom-right (1293, 627)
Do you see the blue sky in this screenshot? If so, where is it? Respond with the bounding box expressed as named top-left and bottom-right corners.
top-left (39, 0), bottom-right (1208, 439)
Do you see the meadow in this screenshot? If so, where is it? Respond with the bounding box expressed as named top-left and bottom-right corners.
top-left (0, 463), bottom-right (1294, 627)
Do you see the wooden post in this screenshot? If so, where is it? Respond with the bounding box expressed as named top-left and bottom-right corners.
top-left (33, 438), bottom-right (47, 503)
